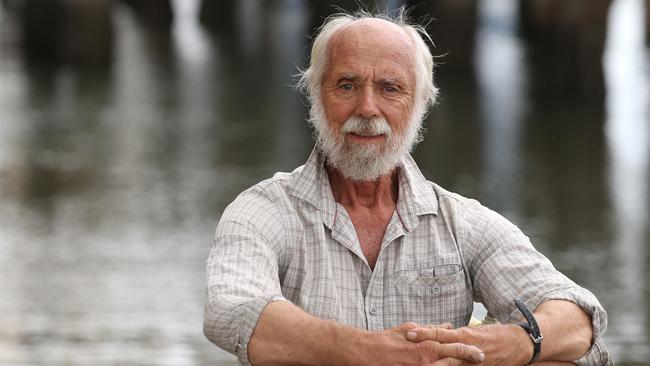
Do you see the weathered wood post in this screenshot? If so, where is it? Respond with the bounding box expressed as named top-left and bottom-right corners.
top-left (64, 0), bottom-right (114, 68)
top-left (21, 0), bottom-right (65, 65)
top-left (21, 0), bottom-right (114, 68)
top-left (519, 0), bottom-right (611, 100)
top-left (121, 0), bottom-right (173, 28)
top-left (199, 0), bottom-right (235, 32)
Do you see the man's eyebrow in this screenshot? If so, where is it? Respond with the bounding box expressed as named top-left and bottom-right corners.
top-left (334, 75), bottom-right (406, 85)
top-left (336, 74), bottom-right (358, 81)
top-left (376, 78), bottom-right (405, 86)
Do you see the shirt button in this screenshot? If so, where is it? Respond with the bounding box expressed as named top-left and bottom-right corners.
top-left (432, 286), bottom-right (441, 294)
top-left (369, 307), bottom-right (377, 315)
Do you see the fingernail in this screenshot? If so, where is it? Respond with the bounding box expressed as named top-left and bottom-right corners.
top-left (478, 352), bottom-right (485, 362)
top-left (406, 331), bottom-right (417, 340)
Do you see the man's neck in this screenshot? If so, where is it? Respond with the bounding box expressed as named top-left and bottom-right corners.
top-left (326, 166), bottom-right (399, 209)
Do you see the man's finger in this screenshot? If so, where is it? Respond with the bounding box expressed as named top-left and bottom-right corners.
top-left (406, 327), bottom-right (460, 343)
top-left (434, 342), bottom-right (485, 364)
top-left (426, 322), bottom-right (453, 329)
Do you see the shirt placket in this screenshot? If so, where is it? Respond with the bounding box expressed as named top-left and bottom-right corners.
top-left (365, 211), bottom-right (407, 330)
top-left (364, 265), bottom-right (383, 330)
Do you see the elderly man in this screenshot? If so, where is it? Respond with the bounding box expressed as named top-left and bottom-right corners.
top-left (204, 11), bottom-right (612, 366)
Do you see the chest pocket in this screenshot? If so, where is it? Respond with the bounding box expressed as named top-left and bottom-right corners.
top-left (393, 264), bottom-right (465, 296)
top-left (391, 263), bottom-right (472, 327)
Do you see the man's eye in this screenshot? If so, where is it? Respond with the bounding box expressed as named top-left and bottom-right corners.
top-left (339, 83), bottom-right (353, 91)
top-left (384, 86), bottom-right (398, 93)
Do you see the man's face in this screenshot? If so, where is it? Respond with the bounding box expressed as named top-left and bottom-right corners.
top-left (313, 19), bottom-right (421, 181)
top-left (321, 20), bottom-right (416, 150)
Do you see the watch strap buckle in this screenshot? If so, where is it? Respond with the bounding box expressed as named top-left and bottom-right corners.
top-left (529, 333), bottom-right (544, 344)
top-left (515, 299), bottom-right (543, 364)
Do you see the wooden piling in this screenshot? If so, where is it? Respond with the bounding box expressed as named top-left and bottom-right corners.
top-left (64, 0), bottom-right (114, 68)
top-left (519, 0), bottom-right (611, 100)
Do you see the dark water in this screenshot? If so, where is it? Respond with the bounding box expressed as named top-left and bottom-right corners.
top-left (0, 0), bottom-right (648, 364)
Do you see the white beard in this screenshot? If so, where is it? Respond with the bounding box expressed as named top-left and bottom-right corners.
top-left (309, 96), bottom-right (425, 181)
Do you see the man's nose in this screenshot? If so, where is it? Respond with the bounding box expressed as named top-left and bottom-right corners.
top-left (355, 86), bottom-right (380, 119)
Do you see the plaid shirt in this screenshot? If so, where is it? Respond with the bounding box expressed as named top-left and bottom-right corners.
top-left (204, 148), bottom-right (612, 365)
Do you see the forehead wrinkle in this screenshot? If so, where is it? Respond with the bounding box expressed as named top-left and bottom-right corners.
top-left (333, 18), bottom-right (413, 49)
top-left (329, 28), bottom-right (413, 62)
top-left (324, 19), bottom-right (416, 80)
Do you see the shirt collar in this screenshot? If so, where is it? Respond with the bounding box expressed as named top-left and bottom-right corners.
top-left (287, 148), bottom-right (336, 228)
top-left (395, 153), bottom-right (439, 231)
top-left (288, 147), bottom-right (439, 231)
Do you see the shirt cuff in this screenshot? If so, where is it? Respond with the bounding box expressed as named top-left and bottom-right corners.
top-left (574, 334), bottom-right (614, 366)
top-left (508, 289), bottom-right (612, 365)
top-left (235, 295), bottom-right (289, 366)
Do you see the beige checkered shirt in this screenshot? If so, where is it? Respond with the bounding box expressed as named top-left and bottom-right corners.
top-left (204, 148), bottom-right (612, 365)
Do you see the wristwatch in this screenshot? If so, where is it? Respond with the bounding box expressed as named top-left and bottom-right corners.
top-left (515, 299), bottom-right (543, 365)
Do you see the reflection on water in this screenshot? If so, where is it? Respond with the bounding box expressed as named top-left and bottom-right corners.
top-left (604, 0), bottom-right (650, 358)
top-left (474, 0), bottom-right (526, 216)
top-left (0, 0), bottom-right (648, 364)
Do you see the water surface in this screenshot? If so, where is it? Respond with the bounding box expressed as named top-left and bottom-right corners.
top-left (0, 0), bottom-right (648, 364)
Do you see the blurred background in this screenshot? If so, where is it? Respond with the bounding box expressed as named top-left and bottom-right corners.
top-left (0, 0), bottom-right (648, 364)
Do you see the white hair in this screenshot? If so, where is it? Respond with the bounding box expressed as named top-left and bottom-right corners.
top-left (297, 9), bottom-right (438, 116)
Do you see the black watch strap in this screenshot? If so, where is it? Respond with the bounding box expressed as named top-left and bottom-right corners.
top-left (515, 299), bottom-right (543, 364)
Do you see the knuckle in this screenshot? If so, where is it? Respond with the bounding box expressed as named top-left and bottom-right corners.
top-left (455, 343), bottom-right (466, 358)
top-left (430, 327), bottom-right (442, 340)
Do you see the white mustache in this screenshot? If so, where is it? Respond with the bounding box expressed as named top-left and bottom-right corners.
top-left (341, 117), bottom-right (391, 137)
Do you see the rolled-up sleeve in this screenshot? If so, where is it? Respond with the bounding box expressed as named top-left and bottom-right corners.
top-left (460, 198), bottom-right (612, 365)
top-left (203, 188), bottom-right (288, 365)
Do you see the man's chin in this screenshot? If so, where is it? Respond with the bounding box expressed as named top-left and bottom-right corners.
top-left (329, 152), bottom-right (401, 181)
top-left (342, 142), bottom-right (385, 157)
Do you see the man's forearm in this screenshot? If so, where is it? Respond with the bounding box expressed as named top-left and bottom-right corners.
top-left (247, 301), bottom-right (359, 366)
top-left (459, 299), bottom-right (592, 364)
top-left (248, 301), bottom-right (485, 366)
